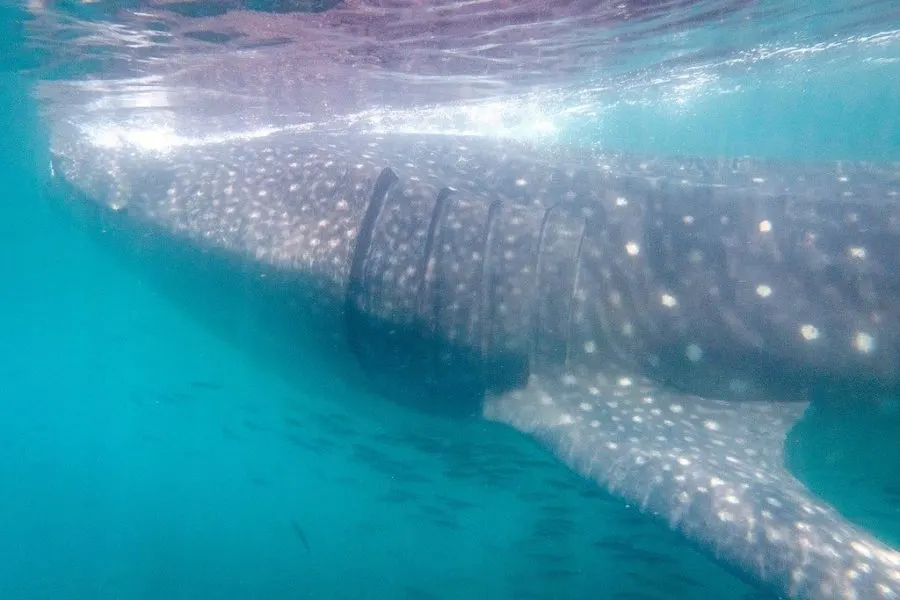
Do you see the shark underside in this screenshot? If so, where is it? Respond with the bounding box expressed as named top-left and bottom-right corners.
top-left (47, 121), bottom-right (900, 600)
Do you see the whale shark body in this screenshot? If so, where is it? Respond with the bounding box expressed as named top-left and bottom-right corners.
top-left (47, 118), bottom-right (900, 599)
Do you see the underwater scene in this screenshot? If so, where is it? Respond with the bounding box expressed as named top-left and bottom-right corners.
top-left (1, 1), bottom-right (899, 599)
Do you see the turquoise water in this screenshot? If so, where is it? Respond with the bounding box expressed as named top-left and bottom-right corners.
top-left (2, 1), bottom-right (900, 599)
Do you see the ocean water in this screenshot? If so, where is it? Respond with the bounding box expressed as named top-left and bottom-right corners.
top-left (1, 1), bottom-right (899, 600)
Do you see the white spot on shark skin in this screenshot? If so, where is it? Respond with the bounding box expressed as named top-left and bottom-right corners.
top-left (853, 331), bottom-right (876, 353)
top-left (609, 290), bottom-right (621, 306)
top-left (851, 542), bottom-right (874, 559)
top-left (615, 196), bottom-right (628, 207)
top-left (800, 324), bottom-right (820, 341)
top-left (758, 219), bottom-right (772, 233)
top-left (756, 284), bottom-right (772, 298)
top-left (686, 344), bottom-right (703, 362)
top-left (661, 293), bottom-right (678, 308)
top-left (847, 246), bottom-right (867, 259)
top-left (625, 241), bottom-right (640, 256)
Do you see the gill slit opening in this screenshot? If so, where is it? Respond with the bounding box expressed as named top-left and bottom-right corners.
top-left (345, 167), bottom-right (398, 357)
top-left (529, 203), bottom-right (560, 370)
top-left (416, 187), bottom-right (454, 325)
top-left (563, 216), bottom-right (589, 366)
top-left (479, 199), bottom-right (504, 361)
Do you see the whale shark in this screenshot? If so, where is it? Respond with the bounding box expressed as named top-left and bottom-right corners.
top-left (44, 115), bottom-right (900, 600)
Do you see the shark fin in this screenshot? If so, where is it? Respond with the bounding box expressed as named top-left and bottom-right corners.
top-left (484, 364), bottom-right (900, 600)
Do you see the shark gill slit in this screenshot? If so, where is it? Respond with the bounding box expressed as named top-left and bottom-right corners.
top-left (529, 203), bottom-right (558, 371)
top-left (415, 187), bottom-right (454, 324)
top-left (420, 187), bottom-right (455, 393)
top-left (563, 215), bottom-right (589, 366)
top-left (478, 199), bottom-right (504, 364)
top-left (345, 166), bottom-right (398, 359)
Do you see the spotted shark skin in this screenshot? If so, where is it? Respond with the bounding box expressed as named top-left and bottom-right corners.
top-left (48, 120), bottom-right (900, 600)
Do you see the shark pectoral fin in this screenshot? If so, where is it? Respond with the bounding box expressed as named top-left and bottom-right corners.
top-left (484, 366), bottom-right (900, 600)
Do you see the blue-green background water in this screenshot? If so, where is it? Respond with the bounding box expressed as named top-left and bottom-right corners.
top-left (1, 2), bottom-right (900, 599)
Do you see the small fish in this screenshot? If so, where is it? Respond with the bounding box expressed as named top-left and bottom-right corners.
top-left (290, 520), bottom-right (310, 552)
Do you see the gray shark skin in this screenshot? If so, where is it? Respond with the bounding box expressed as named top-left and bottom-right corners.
top-left (48, 120), bottom-right (900, 600)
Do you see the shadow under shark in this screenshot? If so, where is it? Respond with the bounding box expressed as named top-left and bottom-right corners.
top-left (47, 117), bottom-right (900, 600)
